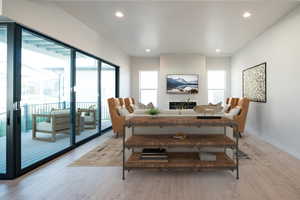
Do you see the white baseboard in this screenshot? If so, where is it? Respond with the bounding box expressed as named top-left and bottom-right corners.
top-left (247, 131), bottom-right (300, 160)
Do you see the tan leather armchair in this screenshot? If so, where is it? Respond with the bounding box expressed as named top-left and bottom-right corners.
top-left (118, 98), bottom-right (124, 107)
top-left (107, 98), bottom-right (125, 137)
top-left (233, 98), bottom-right (250, 135)
top-left (226, 97), bottom-right (250, 136)
top-left (124, 97), bottom-right (135, 113)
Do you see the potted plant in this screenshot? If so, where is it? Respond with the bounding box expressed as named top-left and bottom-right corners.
top-left (146, 108), bottom-right (160, 118)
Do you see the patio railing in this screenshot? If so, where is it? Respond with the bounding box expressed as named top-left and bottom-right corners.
top-left (0, 102), bottom-right (111, 136)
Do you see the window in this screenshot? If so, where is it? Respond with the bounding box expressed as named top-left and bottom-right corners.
top-left (139, 71), bottom-right (158, 106)
top-left (207, 70), bottom-right (226, 104)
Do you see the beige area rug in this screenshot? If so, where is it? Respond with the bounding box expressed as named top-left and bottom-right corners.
top-left (69, 136), bottom-right (123, 167)
top-left (69, 135), bottom-right (251, 167)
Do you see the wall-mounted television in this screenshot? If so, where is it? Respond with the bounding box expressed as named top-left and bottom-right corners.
top-left (167, 74), bottom-right (199, 94)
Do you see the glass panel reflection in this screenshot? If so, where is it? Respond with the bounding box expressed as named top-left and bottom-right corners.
top-left (75, 52), bottom-right (99, 142)
top-left (101, 63), bottom-right (116, 130)
top-left (21, 29), bottom-right (71, 169)
top-left (0, 26), bottom-right (7, 174)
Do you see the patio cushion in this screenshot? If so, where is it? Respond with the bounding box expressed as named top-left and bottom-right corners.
top-left (36, 122), bottom-right (53, 132)
top-left (84, 115), bottom-right (94, 122)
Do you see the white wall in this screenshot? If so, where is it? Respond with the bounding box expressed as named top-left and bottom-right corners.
top-left (0, 0), bottom-right (2, 16)
top-left (130, 57), bottom-right (160, 101)
top-left (159, 54), bottom-right (207, 109)
top-left (1, 0), bottom-right (130, 97)
top-left (130, 55), bottom-right (231, 108)
top-left (231, 6), bottom-right (300, 158)
top-left (206, 57), bottom-right (231, 99)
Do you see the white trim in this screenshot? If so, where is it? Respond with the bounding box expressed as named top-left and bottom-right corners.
top-left (247, 130), bottom-right (300, 161)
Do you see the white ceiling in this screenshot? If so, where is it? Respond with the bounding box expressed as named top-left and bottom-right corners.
top-left (53, 1), bottom-right (299, 57)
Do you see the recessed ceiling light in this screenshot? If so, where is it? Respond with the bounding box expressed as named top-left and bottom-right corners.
top-left (243, 12), bottom-right (251, 18)
top-left (145, 49), bottom-right (151, 53)
top-left (216, 49), bottom-right (221, 53)
top-left (115, 11), bottom-right (124, 18)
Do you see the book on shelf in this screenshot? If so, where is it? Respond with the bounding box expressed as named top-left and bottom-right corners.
top-left (140, 154), bottom-right (168, 159)
top-left (140, 156), bottom-right (168, 160)
top-left (142, 148), bottom-right (166, 154)
top-left (138, 158), bottom-right (169, 163)
top-left (140, 148), bottom-right (168, 162)
top-left (199, 152), bottom-right (217, 161)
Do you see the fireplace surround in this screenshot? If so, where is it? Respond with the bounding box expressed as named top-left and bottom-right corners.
top-left (169, 102), bottom-right (197, 110)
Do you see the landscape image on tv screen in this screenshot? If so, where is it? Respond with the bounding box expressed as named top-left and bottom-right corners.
top-left (167, 74), bottom-right (198, 94)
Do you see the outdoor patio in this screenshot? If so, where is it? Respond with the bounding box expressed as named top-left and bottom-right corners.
top-left (0, 120), bottom-right (111, 173)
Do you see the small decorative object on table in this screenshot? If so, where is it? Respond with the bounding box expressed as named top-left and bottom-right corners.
top-left (146, 108), bottom-right (160, 118)
top-left (173, 132), bottom-right (187, 140)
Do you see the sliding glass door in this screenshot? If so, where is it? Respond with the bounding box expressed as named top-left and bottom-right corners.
top-left (0, 26), bottom-right (7, 174)
top-left (0, 23), bottom-right (120, 179)
top-left (20, 29), bottom-right (72, 169)
top-left (75, 52), bottom-right (99, 142)
top-left (101, 62), bottom-right (116, 131)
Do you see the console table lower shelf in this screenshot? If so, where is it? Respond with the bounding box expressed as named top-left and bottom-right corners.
top-left (125, 152), bottom-right (236, 170)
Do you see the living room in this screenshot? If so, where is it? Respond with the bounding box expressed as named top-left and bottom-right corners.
top-left (1, 0), bottom-right (300, 200)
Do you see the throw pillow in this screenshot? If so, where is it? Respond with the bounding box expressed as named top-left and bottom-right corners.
top-left (221, 104), bottom-right (231, 113)
top-left (209, 102), bottom-right (222, 107)
top-left (224, 106), bottom-right (241, 119)
top-left (146, 102), bottom-right (154, 109)
top-left (117, 106), bottom-right (130, 116)
top-left (136, 102), bottom-right (147, 109)
top-left (133, 109), bottom-right (147, 114)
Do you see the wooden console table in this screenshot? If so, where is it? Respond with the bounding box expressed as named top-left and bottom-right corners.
top-left (122, 116), bottom-right (239, 180)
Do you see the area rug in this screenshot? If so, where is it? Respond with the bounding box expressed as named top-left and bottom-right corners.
top-left (69, 136), bottom-right (251, 167)
top-left (237, 150), bottom-right (251, 159)
top-left (69, 136), bottom-right (123, 167)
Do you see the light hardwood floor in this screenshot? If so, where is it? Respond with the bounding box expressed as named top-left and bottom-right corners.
top-left (1, 131), bottom-right (300, 200)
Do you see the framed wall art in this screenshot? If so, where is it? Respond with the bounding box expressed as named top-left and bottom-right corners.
top-left (242, 62), bottom-right (267, 103)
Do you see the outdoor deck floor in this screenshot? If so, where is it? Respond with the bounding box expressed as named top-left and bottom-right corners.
top-left (0, 120), bottom-right (111, 173)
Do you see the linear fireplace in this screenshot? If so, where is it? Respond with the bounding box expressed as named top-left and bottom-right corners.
top-left (169, 102), bottom-right (197, 110)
